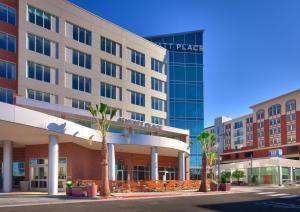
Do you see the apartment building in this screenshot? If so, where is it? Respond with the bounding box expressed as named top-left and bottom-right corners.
top-left (206, 89), bottom-right (300, 162)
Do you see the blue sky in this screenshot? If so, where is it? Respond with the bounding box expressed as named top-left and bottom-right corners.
top-left (70, 0), bottom-right (300, 127)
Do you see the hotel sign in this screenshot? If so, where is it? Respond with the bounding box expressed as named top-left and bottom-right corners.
top-left (117, 117), bottom-right (160, 129)
top-left (156, 43), bottom-right (203, 52)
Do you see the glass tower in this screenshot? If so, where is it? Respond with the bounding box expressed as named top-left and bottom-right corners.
top-left (147, 31), bottom-right (204, 179)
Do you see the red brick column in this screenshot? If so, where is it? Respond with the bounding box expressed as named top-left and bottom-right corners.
top-left (281, 115), bottom-right (287, 145)
top-left (264, 119), bottom-right (270, 147)
top-left (296, 111), bottom-right (300, 143)
top-left (253, 122), bottom-right (258, 148)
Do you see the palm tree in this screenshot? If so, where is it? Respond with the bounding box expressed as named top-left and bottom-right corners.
top-left (197, 132), bottom-right (217, 192)
top-left (207, 151), bottom-right (218, 180)
top-left (89, 103), bottom-right (117, 197)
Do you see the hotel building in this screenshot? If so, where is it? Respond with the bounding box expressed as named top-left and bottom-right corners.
top-left (0, 0), bottom-right (191, 194)
top-left (147, 31), bottom-right (204, 180)
top-left (206, 89), bottom-right (300, 184)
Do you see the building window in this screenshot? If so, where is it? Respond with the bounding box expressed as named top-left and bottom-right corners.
top-left (234, 137), bottom-right (244, 145)
top-left (258, 131), bottom-right (264, 137)
top-left (257, 121), bottom-right (264, 129)
top-left (225, 124), bottom-right (231, 130)
top-left (246, 125), bottom-right (253, 131)
top-left (269, 127), bottom-right (281, 135)
top-left (0, 60), bottom-right (16, 80)
top-left (72, 49), bottom-right (91, 69)
top-left (101, 59), bottom-right (122, 79)
top-left (151, 116), bottom-right (165, 125)
top-left (256, 110), bottom-right (264, 120)
top-left (287, 113), bottom-right (296, 121)
top-left (246, 117), bottom-right (253, 123)
top-left (66, 22), bottom-right (92, 45)
top-left (72, 74), bottom-right (91, 93)
top-left (151, 58), bottom-right (164, 74)
top-left (130, 49), bottom-right (145, 66)
top-left (151, 77), bottom-right (166, 93)
top-left (130, 91), bottom-right (145, 106)
top-left (286, 100), bottom-right (296, 112)
top-left (0, 87), bottom-right (14, 104)
top-left (270, 137), bottom-right (281, 145)
top-left (27, 33), bottom-right (58, 58)
top-left (27, 5), bottom-right (58, 32)
top-left (133, 166), bottom-right (150, 181)
top-left (71, 99), bottom-right (91, 111)
top-left (106, 106), bottom-right (121, 117)
top-left (258, 140), bottom-right (264, 147)
top-left (130, 112), bottom-right (145, 121)
top-left (287, 135), bottom-right (296, 143)
top-left (234, 121), bottom-right (243, 129)
top-left (269, 118), bottom-right (281, 126)
top-left (0, 32), bottom-right (16, 53)
top-left (27, 61), bottom-right (57, 84)
top-left (101, 36), bottom-right (122, 57)
top-left (151, 97), bottom-right (165, 111)
top-left (0, 3), bottom-right (16, 25)
top-left (130, 70), bottom-right (145, 86)
top-left (287, 124), bottom-right (296, 132)
top-left (268, 104), bottom-right (281, 117)
top-left (101, 82), bottom-right (121, 100)
top-left (27, 89), bottom-right (56, 104)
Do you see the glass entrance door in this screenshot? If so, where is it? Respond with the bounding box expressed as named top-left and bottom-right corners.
top-left (30, 158), bottom-right (67, 191)
top-left (30, 159), bottom-right (48, 191)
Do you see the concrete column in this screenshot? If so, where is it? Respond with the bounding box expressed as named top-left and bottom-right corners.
top-left (178, 151), bottom-right (185, 180)
top-left (3, 141), bottom-right (13, 192)
top-left (48, 135), bottom-right (59, 195)
top-left (278, 166), bottom-right (282, 186)
top-left (151, 147), bottom-right (158, 181)
top-left (290, 167), bottom-right (293, 183)
top-left (108, 143), bottom-right (116, 181)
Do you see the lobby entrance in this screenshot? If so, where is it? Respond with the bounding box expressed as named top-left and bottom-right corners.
top-left (30, 158), bottom-right (67, 191)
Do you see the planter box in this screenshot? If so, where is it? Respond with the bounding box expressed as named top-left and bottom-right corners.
top-left (219, 183), bottom-right (231, 191)
top-left (20, 181), bottom-right (29, 192)
top-left (71, 186), bottom-right (84, 197)
top-left (210, 183), bottom-right (218, 191)
top-left (86, 185), bottom-right (97, 198)
top-left (66, 187), bottom-right (72, 196)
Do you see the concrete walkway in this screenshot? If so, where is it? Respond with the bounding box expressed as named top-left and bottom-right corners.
top-left (0, 189), bottom-right (244, 208)
top-left (0, 186), bottom-right (286, 208)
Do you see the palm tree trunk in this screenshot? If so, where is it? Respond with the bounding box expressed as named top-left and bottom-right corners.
top-left (200, 149), bottom-right (207, 192)
top-left (100, 136), bottom-right (110, 197)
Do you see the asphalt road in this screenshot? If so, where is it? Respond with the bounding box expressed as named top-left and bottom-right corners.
top-left (1, 187), bottom-right (300, 212)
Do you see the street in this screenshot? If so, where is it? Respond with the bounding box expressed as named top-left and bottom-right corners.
top-left (0, 187), bottom-right (300, 212)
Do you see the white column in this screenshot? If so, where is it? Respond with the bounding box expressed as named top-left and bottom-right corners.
top-left (151, 147), bottom-right (158, 181)
top-left (48, 135), bottom-right (59, 195)
top-left (290, 167), bottom-right (293, 183)
top-left (278, 166), bottom-right (282, 186)
top-left (109, 143), bottom-right (116, 181)
top-left (178, 151), bottom-right (185, 180)
top-left (3, 141), bottom-right (13, 192)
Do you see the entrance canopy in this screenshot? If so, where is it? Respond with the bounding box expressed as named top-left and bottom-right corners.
top-left (0, 103), bottom-right (189, 156)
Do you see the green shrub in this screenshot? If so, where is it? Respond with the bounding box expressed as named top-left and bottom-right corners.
top-left (232, 170), bottom-right (245, 182)
top-left (221, 171), bottom-right (231, 183)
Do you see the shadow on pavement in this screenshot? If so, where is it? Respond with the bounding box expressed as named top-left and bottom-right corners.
top-left (197, 197), bottom-right (300, 212)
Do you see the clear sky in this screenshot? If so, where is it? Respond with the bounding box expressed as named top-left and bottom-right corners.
top-left (70, 0), bottom-right (300, 128)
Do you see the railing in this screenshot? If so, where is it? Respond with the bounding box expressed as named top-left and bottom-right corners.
top-left (73, 180), bottom-right (201, 192)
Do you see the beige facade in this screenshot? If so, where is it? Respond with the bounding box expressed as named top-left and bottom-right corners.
top-left (17, 0), bottom-right (168, 123)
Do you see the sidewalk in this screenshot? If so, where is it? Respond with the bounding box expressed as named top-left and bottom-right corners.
top-left (0, 189), bottom-right (243, 208)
